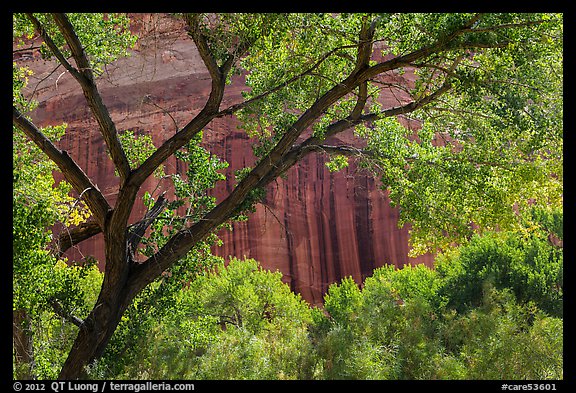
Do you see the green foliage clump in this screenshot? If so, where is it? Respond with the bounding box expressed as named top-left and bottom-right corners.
top-left (25, 264), bottom-right (102, 380)
top-left (96, 258), bottom-right (314, 380)
top-left (13, 62), bottom-right (103, 379)
top-left (137, 131), bottom-right (228, 257)
top-left (325, 154), bottom-right (350, 173)
top-left (13, 13), bottom-right (137, 75)
top-left (436, 208), bottom-right (563, 317)
top-left (438, 286), bottom-right (562, 379)
top-left (311, 220), bottom-right (562, 380)
top-left (13, 124), bottom-right (104, 379)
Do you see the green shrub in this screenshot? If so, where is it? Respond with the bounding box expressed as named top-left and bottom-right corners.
top-left (435, 227), bottom-right (562, 316)
top-left (102, 258), bottom-right (314, 380)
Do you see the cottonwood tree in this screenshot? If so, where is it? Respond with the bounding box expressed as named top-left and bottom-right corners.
top-left (12, 13), bottom-right (562, 379)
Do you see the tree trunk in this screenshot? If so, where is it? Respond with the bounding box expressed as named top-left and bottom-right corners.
top-left (57, 282), bottom-right (133, 380)
top-left (58, 299), bottom-right (110, 378)
top-left (58, 218), bottom-right (133, 380)
top-left (13, 309), bottom-right (35, 380)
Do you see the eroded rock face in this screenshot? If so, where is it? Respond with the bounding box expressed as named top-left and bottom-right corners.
top-left (16, 14), bottom-right (433, 305)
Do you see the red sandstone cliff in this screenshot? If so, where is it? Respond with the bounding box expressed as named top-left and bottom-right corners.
top-left (16, 14), bottom-right (434, 305)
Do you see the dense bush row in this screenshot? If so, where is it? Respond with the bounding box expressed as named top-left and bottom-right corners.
top-left (15, 210), bottom-right (562, 380)
top-left (94, 218), bottom-right (561, 380)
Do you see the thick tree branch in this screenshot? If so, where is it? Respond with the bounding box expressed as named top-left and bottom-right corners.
top-left (129, 110), bottom-right (218, 188)
top-left (347, 15), bottom-right (375, 119)
top-left (184, 14), bottom-right (221, 82)
top-left (49, 299), bottom-right (85, 328)
top-left (359, 13), bottom-right (484, 83)
top-left (51, 13), bottom-right (131, 182)
top-left (354, 14), bottom-right (378, 73)
top-left (13, 107), bottom-right (111, 227)
top-left (25, 14), bottom-right (81, 80)
top-left (184, 13), bottom-right (274, 79)
top-left (130, 15), bottom-right (264, 189)
top-left (216, 43), bottom-right (358, 118)
top-left (461, 19), bottom-right (545, 34)
top-left (55, 221), bottom-right (102, 258)
top-left (126, 192), bottom-right (168, 260)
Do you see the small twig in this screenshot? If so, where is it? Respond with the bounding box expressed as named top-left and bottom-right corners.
top-left (143, 95), bottom-right (179, 134)
top-left (55, 70), bottom-right (68, 90)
